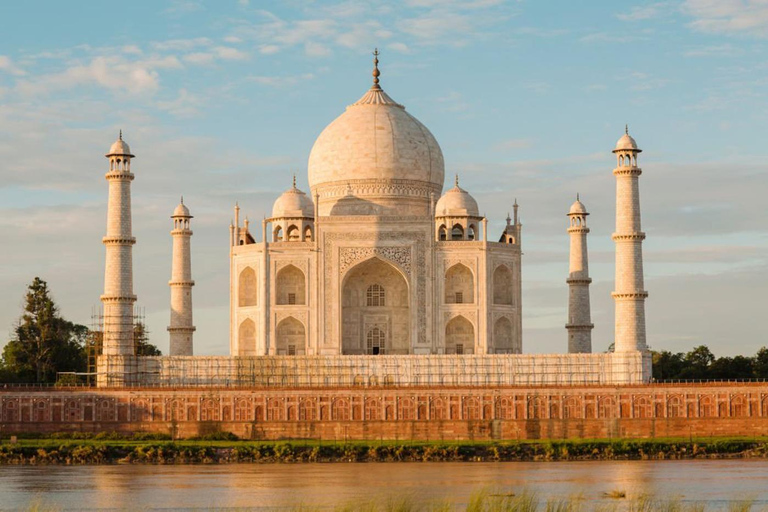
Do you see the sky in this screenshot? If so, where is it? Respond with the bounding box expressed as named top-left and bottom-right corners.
top-left (0, 0), bottom-right (767, 358)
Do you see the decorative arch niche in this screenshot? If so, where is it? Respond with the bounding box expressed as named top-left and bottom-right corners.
top-left (238, 318), bottom-right (256, 355)
top-left (444, 263), bottom-right (474, 304)
top-left (275, 317), bottom-right (305, 355)
top-left (238, 267), bottom-right (257, 307)
top-left (445, 315), bottom-right (474, 354)
top-left (493, 264), bottom-right (513, 305)
top-left (276, 264), bottom-right (306, 305)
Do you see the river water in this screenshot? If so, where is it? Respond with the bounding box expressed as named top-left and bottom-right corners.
top-left (1, 460), bottom-right (767, 511)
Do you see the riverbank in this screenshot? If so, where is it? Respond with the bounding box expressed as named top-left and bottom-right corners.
top-left (2, 434), bottom-right (768, 464)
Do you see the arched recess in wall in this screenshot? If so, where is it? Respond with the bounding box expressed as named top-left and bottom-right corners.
top-left (341, 257), bottom-right (410, 355)
top-left (238, 267), bottom-right (257, 307)
top-left (287, 225), bottom-right (300, 241)
top-left (276, 264), bottom-right (306, 305)
top-left (238, 318), bottom-right (256, 355)
top-left (275, 316), bottom-right (305, 355)
top-left (493, 316), bottom-right (514, 354)
top-left (445, 315), bottom-right (474, 354)
top-left (444, 263), bottom-right (473, 304)
top-left (493, 264), bottom-right (514, 305)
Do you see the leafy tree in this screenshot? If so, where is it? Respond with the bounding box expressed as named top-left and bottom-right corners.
top-left (1, 277), bottom-right (86, 383)
top-left (652, 350), bottom-right (685, 380)
top-left (677, 345), bottom-right (716, 379)
top-left (754, 347), bottom-right (768, 378)
top-left (134, 322), bottom-right (161, 356)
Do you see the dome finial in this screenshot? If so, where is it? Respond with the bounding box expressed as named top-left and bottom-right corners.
top-left (119, 129), bottom-right (123, 141)
top-left (454, 174), bottom-right (459, 187)
top-left (180, 195), bottom-right (184, 204)
top-left (625, 124), bottom-right (629, 135)
top-left (372, 48), bottom-right (381, 90)
top-left (292, 173), bottom-right (297, 189)
top-left (576, 192), bottom-right (580, 201)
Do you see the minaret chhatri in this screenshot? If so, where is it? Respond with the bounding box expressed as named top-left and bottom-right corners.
top-left (566, 195), bottom-right (593, 353)
top-left (101, 131), bottom-right (136, 355)
top-left (168, 198), bottom-right (195, 356)
top-left (612, 126), bottom-right (648, 353)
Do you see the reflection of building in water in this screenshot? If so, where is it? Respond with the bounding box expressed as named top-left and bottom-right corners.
top-left (96, 51), bottom-right (651, 387)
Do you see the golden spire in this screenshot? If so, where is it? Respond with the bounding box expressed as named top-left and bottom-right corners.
top-left (372, 48), bottom-right (381, 90)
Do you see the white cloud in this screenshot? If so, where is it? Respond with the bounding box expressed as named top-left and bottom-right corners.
top-left (214, 46), bottom-right (248, 60)
top-left (17, 56), bottom-right (162, 96)
top-left (183, 52), bottom-right (215, 65)
top-left (684, 0), bottom-right (768, 36)
top-left (616, 2), bottom-right (674, 21)
top-left (157, 88), bottom-right (202, 118)
top-left (259, 44), bottom-right (280, 55)
top-left (684, 44), bottom-right (742, 57)
top-left (122, 45), bottom-right (143, 55)
top-left (387, 42), bottom-right (411, 53)
top-left (304, 41), bottom-right (331, 57)
top-left (246, 73), bottom-right (315, 87)
top-left (0, 55), bottom-right (26, 76)
top-left (152, 37), bottom-right (212, 51)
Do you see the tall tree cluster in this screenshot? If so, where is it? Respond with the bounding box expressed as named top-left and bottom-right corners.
top-left (0, 277), bottom-right (160, 384)
top-left (653, 345), bottom-right (768, 380)
top-left (1, 278), bottom-right (87, 383)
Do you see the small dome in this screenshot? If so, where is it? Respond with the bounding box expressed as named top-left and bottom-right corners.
top-left (569, 198), bottom-right (587, 215)
top-left (435, 177), bottom-right (479, 217)
top-left (613, 127), bottom-right (640, 153)
top-left (173, 201), bottom-right (191, 218)
top-left (106, 132), bottom-right (134, 157)
top-left (272, 183), bottom-right (314, 218)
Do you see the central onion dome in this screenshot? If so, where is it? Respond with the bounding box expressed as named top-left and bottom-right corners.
top-left (308, 51), bottom-right (445, 216)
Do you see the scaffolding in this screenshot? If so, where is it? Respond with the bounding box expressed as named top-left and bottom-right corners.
top-left (94, 351), bottom-right (652, 388)
top-left (88, 305), bottom-right (148, 386)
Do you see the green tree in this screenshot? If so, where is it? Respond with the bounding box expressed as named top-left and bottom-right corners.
top-left (1, 277), bottom-right (87, 383)
top-left (753, 347), bottom-right (768, 378)
top-left (134, 322), bottom-right (161, 356)
top-left (652, 350), bottom-right (685, 380)
top-left (678, 345), bottom-right (715, 379)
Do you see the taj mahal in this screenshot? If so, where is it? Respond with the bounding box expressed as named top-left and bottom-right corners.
top-left (95, 52), bottom-right (651, 387)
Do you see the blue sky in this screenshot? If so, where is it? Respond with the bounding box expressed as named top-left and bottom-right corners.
top-left (1, 0), bottom-right (767, 357)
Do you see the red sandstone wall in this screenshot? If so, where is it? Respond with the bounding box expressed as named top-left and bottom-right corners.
top-left (2, 383), bottom-right (767, 440)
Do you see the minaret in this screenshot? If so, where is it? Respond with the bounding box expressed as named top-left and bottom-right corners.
top-left (566, 195), bottom-right (593, 353)
top-left (101, 132), bottom-right (137, 356)
top-left (612, 126), bottom-right (648, 352)
top-left (168, 198), bottom-right (195, 356)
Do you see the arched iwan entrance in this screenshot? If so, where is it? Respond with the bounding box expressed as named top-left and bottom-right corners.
top-left (342, 258), bottom-right (410, 355)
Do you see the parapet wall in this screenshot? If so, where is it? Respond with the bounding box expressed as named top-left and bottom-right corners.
top-left (96, 352), bottom-right (652, 388)
top-left (1, 382), bottom-right (767, 440)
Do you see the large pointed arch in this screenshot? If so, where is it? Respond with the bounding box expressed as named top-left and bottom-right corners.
top-left (341, 257), bottom-right (410, 355)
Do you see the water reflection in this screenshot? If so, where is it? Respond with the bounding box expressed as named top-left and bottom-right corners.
top-left (1, 460), bottom-right (767, 511)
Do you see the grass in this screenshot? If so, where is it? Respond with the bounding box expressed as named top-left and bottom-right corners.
top-left (3, 435), bottom-right (768, 464)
